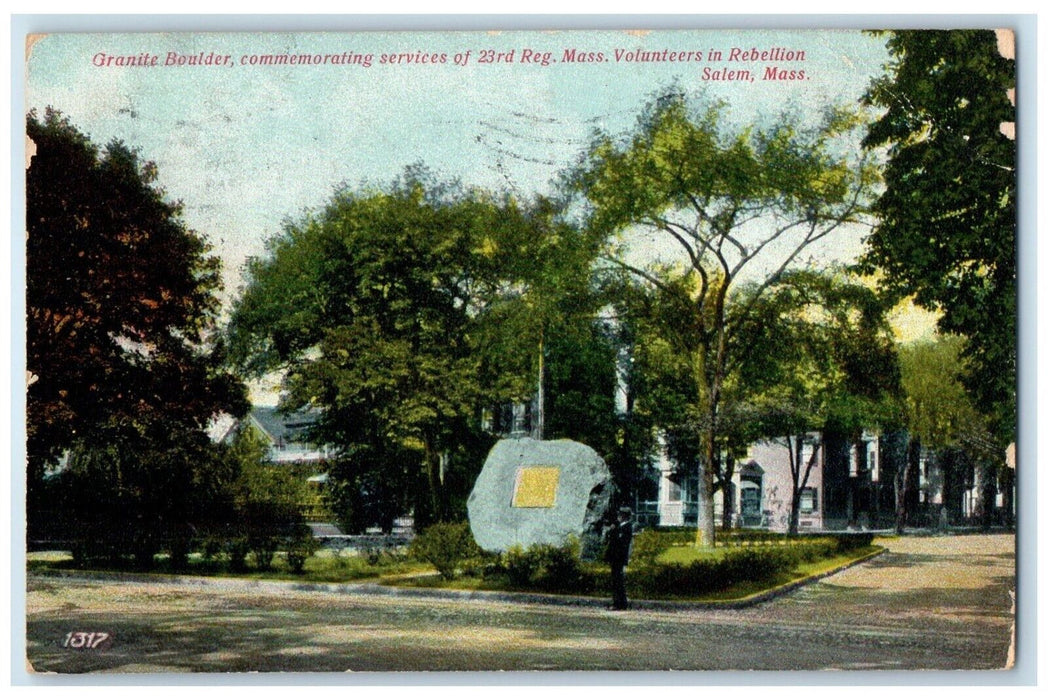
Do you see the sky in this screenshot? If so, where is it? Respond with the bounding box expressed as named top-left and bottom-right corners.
top-left (24, 28), bottom-right (939, 399)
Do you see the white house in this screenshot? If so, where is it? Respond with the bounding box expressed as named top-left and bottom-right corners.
top-left (219, 406), bottom-right (333, 466)
top-left (651, 432), bottom-right (886, 532)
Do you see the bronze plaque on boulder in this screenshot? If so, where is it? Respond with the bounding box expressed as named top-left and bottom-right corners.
top-left (511, 466), bottom-right (560, 508)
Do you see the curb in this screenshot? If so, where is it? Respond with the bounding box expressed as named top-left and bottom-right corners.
top-left (28, 547), bottom-right (886, 611)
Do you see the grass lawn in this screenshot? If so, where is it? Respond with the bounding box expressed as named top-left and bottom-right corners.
top-left (27, 547), bottom-right (430, 584)
top-left (388, 544), bottom-right (883, 603)
top-left (638, 544), bottom-right (883, 602)
top-left (27, 542), bottom-right (883, 604)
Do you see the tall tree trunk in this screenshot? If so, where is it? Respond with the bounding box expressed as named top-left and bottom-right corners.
top-left (423, 437), bottom-right (445, 524)
top-left (694, 344), bottom-right (718, 548)
top-left (787, 486), bottom-right (801, 536)
top-left (534, 330), bottom-right (545, 440)
top-left (696, 428), bottom-right (717, 547)
top-left (976, 459), bottom-right (998, 530)
top-left (720, 453), bottom-right (735, 530)
top-left (895, 436), bottom-right (919, 534)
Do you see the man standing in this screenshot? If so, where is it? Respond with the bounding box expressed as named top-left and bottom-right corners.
top-left (604, 506), bottom-right (634, 610)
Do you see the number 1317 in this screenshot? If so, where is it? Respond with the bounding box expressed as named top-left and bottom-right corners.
top-left (62, 632), bottom-right (110, 649)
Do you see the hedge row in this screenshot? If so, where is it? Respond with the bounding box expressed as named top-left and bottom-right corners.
top-left (647, 527), bottom-right (874, 551)
top-left (409, 523), bottom-right (875, 600)
top-left (66, 524), bottom-right (319, 574)
top-left (629, 538), bottom-right (859, 598)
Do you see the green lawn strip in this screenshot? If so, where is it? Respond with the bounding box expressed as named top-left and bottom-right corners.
top-left (27, 545), bottom-right (883, 604)
top-left (633, 545), bottom-right (883, 603)
top-left (26, 548), bottom-right (429, 585)
top-left (387, 545), bottom-right (884, 603)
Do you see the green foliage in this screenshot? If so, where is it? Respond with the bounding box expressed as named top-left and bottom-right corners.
top-left (284, 527), bottom-right (321, 575)
top-left (898, 336), bottom-right (1000, 473)
top-left (634, 547), bottom-right (796, 596)
top-left (224, 426), bottom-right (311, 571)
top-left (742, 270), bottom-right (903, 437)
top-left (630, 529), bottom-right (670, 569)
top-left (51, 420), bottom-right (241, 568)
top-left (544, 320), bottom-right (621, 459)
top-left (501, 544), bottom-right (536, 587)
top-left (25, 109), bottom-right (248, 514)
top-left (229, 427), bottom-right (310, 518)
top-left (861, 30), bottom-right (1016, 442)
top-left (227, 168), bottom-right (597, 526)
top-left (227, 537), bottom-right (250, 572)
top-left (630, 537), bottom-right (867, 597)
top-left (899, 337), bottom-right (981, 449)
top-left (574, 90), bottom-right (878, 544)
top-left (249, 536), bottom-right (279, 572)
top-left (497, 537), bottom-right (592, 593)
top-left (201, 537), bottom-right (225, 564)
top-left (359, 541), bottom-right (406, 567)
top-left (409, 522), bottom-right (480, 580)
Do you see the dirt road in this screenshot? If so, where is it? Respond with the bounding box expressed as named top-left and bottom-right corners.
top-left (25, 533), bottom-right (1015, 674)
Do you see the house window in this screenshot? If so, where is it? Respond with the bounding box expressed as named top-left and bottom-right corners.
top-left (800, 487), bottom-right (818, 513)
top-left (741, 487), bottom-right (761, 519)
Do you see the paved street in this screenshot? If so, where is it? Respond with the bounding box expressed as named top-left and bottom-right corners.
top-left (25, 534), bottom-right (1015, 674)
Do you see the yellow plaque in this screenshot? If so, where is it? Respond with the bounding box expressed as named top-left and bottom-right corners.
top-left (512, 466), bottom-right (560, 508)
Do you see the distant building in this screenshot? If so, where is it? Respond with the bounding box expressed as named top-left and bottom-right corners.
top-left (647, 428), bottom-right (1014, 532)
top-left (650, 431), bottom-right (905, 532)
top-left (219, 406), bottom-right (333, 467)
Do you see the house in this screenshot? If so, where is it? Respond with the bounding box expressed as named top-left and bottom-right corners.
top-left (216, 404), bottom-right (335, 469)
top-left (648, 428), bottom-right (1015, 532)
top-left (913, 442), bottom-right (1015, 528)
top-left (650, 431), bottom-right (905, 532)
top-left (223, 406), bottom-right (333, 466)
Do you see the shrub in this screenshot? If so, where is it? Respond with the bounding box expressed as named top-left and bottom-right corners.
top-left (227, 537), bottom-right (250, 572)
top-left (249, 534), bottom-right (279, 571)
top-left (166, 532), bottom-right (193, 570)
top-left (834, 532), bottom-right (874, 551)
top-left (360, 540), bottom-right (408, 566)
top-left (201, 536), bottom-right (224, 564)
top-left (285, 528), bottom-right (320, 575)
top-left (498, 537), bottom-right (593, 593)
top-left (502, 544), bottom-right (535, 586)
top-left (409, 522), bottom-right (479, 580)
top-left (630, 528), bottom-right (670, 568)
top-left (632, 545), bottom-right (801, 598)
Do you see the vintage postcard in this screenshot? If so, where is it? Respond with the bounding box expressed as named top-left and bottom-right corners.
top-left (21, 24), bottom-right (1020, 676)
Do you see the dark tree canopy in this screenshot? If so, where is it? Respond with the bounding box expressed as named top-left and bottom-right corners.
top-left (26, 109), bottom-right (247, 484)
top-left (227, 169), bottom-right (599, 526)
top-left (861, 30), bottom-right (1016, 441)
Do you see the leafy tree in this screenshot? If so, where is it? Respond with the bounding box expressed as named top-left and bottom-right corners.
top-left (745, 271), bottom-right (902, 534)
top-left (861, 30), bottom-right (1016, 443)
top-left (228, 169), bottom-right (594, 527)
top-left (897, 336), bottom-right (1004, 529)
top-left (573, 93), bottom-right (877, 544)
top-left (56, 420), bottom-right (239, 568)
top-left (225, 426), bottom-right (311, 570)
top-left (26, 109), bottom-right (247, 532)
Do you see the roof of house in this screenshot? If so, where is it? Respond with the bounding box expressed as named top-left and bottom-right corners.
top-left (249, 406), bottom-right (321, 445)
top-left (740, 460), bottom-right (765, 478)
